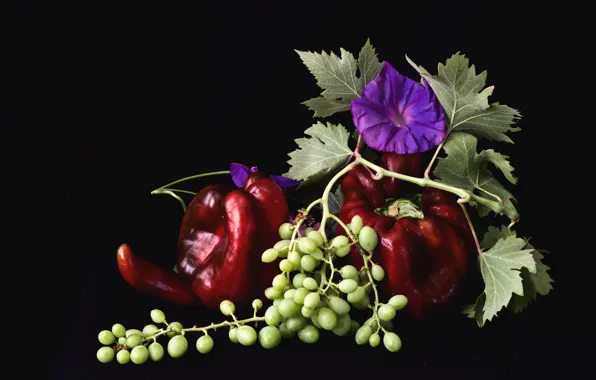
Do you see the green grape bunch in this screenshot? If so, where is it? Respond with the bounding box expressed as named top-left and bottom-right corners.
top-left (96, 213), bottom-right (409, 364)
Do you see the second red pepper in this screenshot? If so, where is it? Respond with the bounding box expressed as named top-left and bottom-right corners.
top-left (337, 152), bottom-right (475, 318)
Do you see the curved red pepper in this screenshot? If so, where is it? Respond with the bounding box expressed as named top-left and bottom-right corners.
top-left (337, 152), bottom-right (474, 318)
top-left (117, 172), bottom-right (289, 309)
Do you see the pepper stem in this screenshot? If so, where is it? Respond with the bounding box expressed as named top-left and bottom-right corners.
top-left (374, 198), bottom-right (424, 220)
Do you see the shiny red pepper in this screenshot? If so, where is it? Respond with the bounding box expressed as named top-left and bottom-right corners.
top-left (336, 152), bottom-right (475, 318)
top-left (117, 172), bottom-right (288, 309)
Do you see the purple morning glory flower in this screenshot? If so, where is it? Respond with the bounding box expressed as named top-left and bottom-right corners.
top-left (230, 163), bottom-right (301, 189)
top-left (351, 62), bottom-right (447, 154)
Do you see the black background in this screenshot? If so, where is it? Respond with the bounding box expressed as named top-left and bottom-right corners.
top-left (9, 0), bottom-right (594, 378)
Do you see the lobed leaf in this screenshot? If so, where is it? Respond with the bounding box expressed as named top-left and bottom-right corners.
top-left (407, 53), bottom-right (521, 142)
top-left (283, 122), bottom-right (353, 187)
top-left (297, 39), bottom-right (382, 118)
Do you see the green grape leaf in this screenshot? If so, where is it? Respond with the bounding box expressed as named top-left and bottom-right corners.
top-left (298, 39), bottom-right (382, 118)
top-left (467, 234), bottom-right (537, 326)
top-left (509, 243), bottom-right (554, 313)
top-left (284, 122), bottom-right (353, 186)
top-left (463, 293), bottom-right (486, 327)
top-left (480, 225), bottom-right (514, 250)
top-left (328, 186), bottom-right (344, 215)
top-left (406, 53), bottom-right (521, 142)
top-left (301, 98), bottom-right (351, 118)
top-left (477, 150), bottom-right (517, 185)
top-left (433, 132), bottom-right (518, 219)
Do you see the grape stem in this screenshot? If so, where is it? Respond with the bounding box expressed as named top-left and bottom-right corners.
top-left (140, 316), bottom-right (266, 344)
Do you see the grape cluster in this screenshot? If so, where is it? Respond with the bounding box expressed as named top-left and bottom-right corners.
top-left (97, 213), bottom-right (408, 363)
top-left (263, 214), bottom-right (407, 351)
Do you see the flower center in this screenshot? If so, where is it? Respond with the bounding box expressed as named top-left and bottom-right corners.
top-left (390, 111), bottom-right (408, 127)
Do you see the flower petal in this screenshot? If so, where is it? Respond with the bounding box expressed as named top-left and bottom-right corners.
top-left (270, 175), bottom-right (301, 189)
top-left (230, 162), bottom-right (251, 188)
top-left (351, 61), bottom-right (447, 154)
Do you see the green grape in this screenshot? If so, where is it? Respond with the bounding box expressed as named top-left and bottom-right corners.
top-left (332, 314), bottom-right (352, 336)
top-left (111, 323), bottom-right (126, 338)
top-left (335, 245), bottom-right (351, 257)
top-left (317, 307), bottom-right (338, 330)
top-left (258, 326), bottom-right (281, 349)
top-left (274, 240), bottom-right (291, 258)
top-left (298, 237), bottom-right (317, 254)
top-left (272, 274), bottom-right (288, 291)
top-left (96, 346), bottom-right (115, 363)
top-left (292, 273), bottom-right (307, 288)
top-left (311, 314), bottom-right (322, 329)
top-left (264, 305), bottom-right (283, 326)
top-left (358, 226), bottom-right (378, 252)
top-left (338, 279), bottom-right (358, 294)
top-left (310, 248), bottom-right (324, 261)
top-left (196, 335), bottom-right (214, 353)
top-left (118, 337), bottom-right (127, 345)
top-left (305, 227), bottom-right (316, 235)
top-left (359, 270), bottom-right (369, 283)
top-left (278, 299), bottom-right (301, 318)
top-left (371, 264), bottom-right (385, 281)
top-left (288, 250), bottom-right (302, 270)
top-left (126, 334), bottom-right (142, 349)
top-left (293, 287), bottom-right (310, 305)
top-left (351, 215), bottom-right (363, 235)
top-left (350, 320), bottom-right (360, 334)
top-left (340, 265), bottom-right (358, 279)
top-left (300, 255), bottom-right (317, 272)
top-left (307, 230), bottom-right (325, 247)
top-left (303, 292), bottom-right (320, 309)
top-left (284, 288), bottom-right (296, 299)
top-left (381, 320), bottom-right (393, 331)
top-left (167, 322), bottom-right (183, 338)
top-left (328, 296), bottom-right (350, 316)
top-left (369, 333), bottom-right (381, 347)
top-left (388, 295), bottom-right (408, 310)
top-left (116, 349), bottom-right (130, 364)
top-left (383, 332), bottom-right (402, 352)
top-left (142, 324), bottom-right (159, 336)
top-left (347, 286), bottom-right (366, 304)
top-left (150, 309), bottom-right (166, 324)
top-left (279, 322), bottom-right (295, 339)
top-left (301, 305), bottom-right (315, 318)
top-left (378, 304), bottom-right (396, 321)
top-left (355, 325), bottom-right (373, 345)
top-left (265, 287), bottom-right (283, 300)
top-left (273, 298), bottom-right (282, 307)
top-left (364, 317), bottom-right (378, 330)
top-left (220, 300), bottom-right (236, 316)
top-left (302, 277), bottom-right (318, 290)
top-left (130, 345), bottom-right (149, 364)
top-left (298, 325), bottom-right (320, 344)
top-left (286, 316), bottom-right (307, 332)
top-left (252, 299), bottom-right (263, 310)
top-left (353, 294), bottom-right (371, 310)
top-left (149, 342), bottom-right (164, 361)
top-left (168, 335), bottom-right (188, 358)
top-left (332, 235), bottom-right (349, 248)
top-left (279, 259), bottom-right (293, 273)
top-left (98, 330), bottom-right (115, 345)
top-left (279, 223), bottom-right (294, 240)
top-left (261, 248), bottom-right (279, 263)
top-left (229, 328), bottom-right (239, 343)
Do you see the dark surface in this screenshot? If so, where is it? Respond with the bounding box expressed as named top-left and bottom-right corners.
top-left (10, 0), bottom-right (593, 377)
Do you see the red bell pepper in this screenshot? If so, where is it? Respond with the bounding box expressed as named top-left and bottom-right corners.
top-left (117, 171), bottom-right (289, 309)
top-left (336, 152), bottom-right (475, 318)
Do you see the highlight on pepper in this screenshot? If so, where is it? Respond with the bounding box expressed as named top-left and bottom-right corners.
top-left (98, 39), bottom-right (554, 364)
